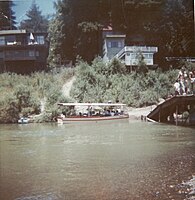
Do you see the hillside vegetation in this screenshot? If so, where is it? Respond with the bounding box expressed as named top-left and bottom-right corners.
top-left (0, 58), bottom-right (184, 124)
top-left (71, 58), bottom-right (178, 107)
top-left (0, 68), bottom-right (74, 123)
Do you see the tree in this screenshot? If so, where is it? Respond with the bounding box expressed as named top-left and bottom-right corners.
top-left (48, 0), bottom-right (194, 68)
top-left (19, 0), bottom-right (49, 32)
top-left (0, 0), bottom-right (16, 30)
top-left (148, 0), bottom-right (194, 68)
top-left (46, 0), bottom-right (97, 65)
top-left (109, 0), bottom-right (194, 68)
top-left (135, 51), bottom-right (148, 74)
top-left (75, 21), bottom-right (100, 62)
top-left (47, 0), bottom-right (74, 66)
top-left (109, 0), bottom-right (163, 42)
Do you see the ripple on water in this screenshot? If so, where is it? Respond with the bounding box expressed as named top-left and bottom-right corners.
top-left (183, 175), bottom-right (195, 200)
top-left (15, 193), bottom-right (60, 200)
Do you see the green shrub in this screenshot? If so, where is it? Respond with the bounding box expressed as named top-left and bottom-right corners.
top-left (0, 94), bottom-right (19, 123)
top-left (0, 69), bottom-right (74, 123)
top-left (71, 59), bottom-right (178, 107)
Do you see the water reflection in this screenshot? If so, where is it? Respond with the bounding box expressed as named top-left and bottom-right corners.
top-left (0, 121), bottom-right (194, 200)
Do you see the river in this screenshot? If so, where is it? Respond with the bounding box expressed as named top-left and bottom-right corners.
top-left (0, 120), bottom-right (194, 200)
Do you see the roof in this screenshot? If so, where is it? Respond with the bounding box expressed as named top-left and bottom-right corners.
top-left (105, 34), bottom-right (126, 38)
top-left (0, 30), bottom-right (26, 35)
top-left (102, 25), bottom-right (113, 31)
top-left (0, 30), bottom-right (48, 36)
top-left (58, 103), bottom-right (126, 106)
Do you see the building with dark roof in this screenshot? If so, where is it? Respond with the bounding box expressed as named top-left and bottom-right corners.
top-left (0, 30), bottom-right (49, 74)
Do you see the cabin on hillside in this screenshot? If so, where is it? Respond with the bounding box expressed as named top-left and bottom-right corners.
top-left (102, 26), bottom-right (158, 70)
top-left (0, 30), bottom-right (49, 74)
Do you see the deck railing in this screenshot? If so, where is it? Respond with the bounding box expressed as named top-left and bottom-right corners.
top-left (115, 46), bottom-right (158, 59)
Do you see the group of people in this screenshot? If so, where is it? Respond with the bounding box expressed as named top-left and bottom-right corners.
top-left (174, 67), bottom-right (195, 95)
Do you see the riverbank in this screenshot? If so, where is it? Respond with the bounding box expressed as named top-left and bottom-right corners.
top-left (127, 105), bottom-right (156, 120)
top-left (0, 63), bottom-right (178, 124)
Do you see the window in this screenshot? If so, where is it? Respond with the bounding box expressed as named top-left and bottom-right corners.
top-left (36, 51), bottom-right (39, 57)
top-left (143, 54), bottom-right (153, 59)
top-left (36, 36), bottom-right (45, 44)
top-left (0, 51), bottom-right (3, 58)
top-left (118, 42), bottom-right (122, 48)
top-left (15, 51), bottom-right (22, 57)
top-left (108, 41), bottom-right (121, 48)
top-left (0, 36), bottom-right (5, 46)
top-left (131, 53), bottom-right (136, 59)
top-left (111, 41), bottom-right (119, 48)
top-left (6, 35), bottom-right (16, 43)
top-left (143, 54), bottom-right (147, 59)
top-left (29, 51), bottom-right (35, 57)
top-left (5, 51), bottom-right (12, 57)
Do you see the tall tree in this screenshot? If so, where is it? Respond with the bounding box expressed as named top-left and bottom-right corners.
top-left (0, 0), bottom-right (16, 30)
top-left (149, 0), bottom-right (194, 68)
top-left (48, 0), bottom-right (74, 65)
top-left (19, 0), bottom-right (49, 32)
top-left (48, 0), bottom-right (194, 67)
top-left (48, 0), bottom-right (105, 66)
top-left (158, 0), bottom-right (193, 56)
top-left (109, 0), bottom-right (163, 44)
top-left (72, 0), bottom-right (101, 62)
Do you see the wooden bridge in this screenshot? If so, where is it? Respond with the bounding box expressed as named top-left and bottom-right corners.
top-left (147, 95), bottom-right (195, 126)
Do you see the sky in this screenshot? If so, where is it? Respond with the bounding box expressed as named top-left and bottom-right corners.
top-left (11, 0), bottom-right (56, 25)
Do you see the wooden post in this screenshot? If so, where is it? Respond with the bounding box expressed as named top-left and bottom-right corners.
top-left (176, 105), bottom-right (178, 126)
top-left (158, 109), bottom-right (161, 122)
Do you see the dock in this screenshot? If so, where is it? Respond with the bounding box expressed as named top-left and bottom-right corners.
top-left (147, 95), bottom-right (195, 126)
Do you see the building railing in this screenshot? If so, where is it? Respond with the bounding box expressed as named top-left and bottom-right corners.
top-left (4, 56), bottom-right (36, 61)
top-left (115, 46), bottom-right (158, 59)
top-left (4, 51), bottom-right (37, 61)
top-left (0, 42), bottom-right (46, 47)
top-left (125, 46), bottom-right (158, 52)
top-left (115, 47), bottom-right (125, 59)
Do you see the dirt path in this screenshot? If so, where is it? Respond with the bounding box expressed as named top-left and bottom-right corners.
top-left (61, 76), bottom-right (156, 118)
top-left (62, 76), bottom-right (76, 98)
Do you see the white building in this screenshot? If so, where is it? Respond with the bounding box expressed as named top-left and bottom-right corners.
top-left (115, 46), bottom-right (158, 66)
top-left (102, 27), bottom-right (158, 67)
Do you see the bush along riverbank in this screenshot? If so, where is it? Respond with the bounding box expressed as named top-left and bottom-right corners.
top-left (0, 58), bottom-right (181, 124)
top-left (0, 68), bottom-right (75, 123)
top-left (71, 58), bottom-right (178, 106)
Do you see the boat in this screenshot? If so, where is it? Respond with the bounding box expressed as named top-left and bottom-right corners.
top-left (18, 117), bottom-right (29, 124)
top-left (57, 102), bottom-right (129, 123)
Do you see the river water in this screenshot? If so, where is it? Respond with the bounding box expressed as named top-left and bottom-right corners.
top-left (0, 120), bottom-right (194, 200)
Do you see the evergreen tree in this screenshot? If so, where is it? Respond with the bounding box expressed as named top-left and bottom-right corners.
top-left (0, 0), bottom-right (16, 30)
top-left (19, 0), bottom-right (49, 32)
top-left (48, 0), bottom-right (102, 66)
top-left (48, 0), bottom-right (74, 66)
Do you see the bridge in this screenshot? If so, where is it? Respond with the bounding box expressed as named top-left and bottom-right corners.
top-left (147, 95), bottom-right (195, 126)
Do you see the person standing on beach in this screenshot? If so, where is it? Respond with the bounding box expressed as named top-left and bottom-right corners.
top-left (174, 80), bottom-right (180, 95)
top-left (189, 70), bottom-right (195, 94)
top-left (178, 69), bottom-right (185, 95)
